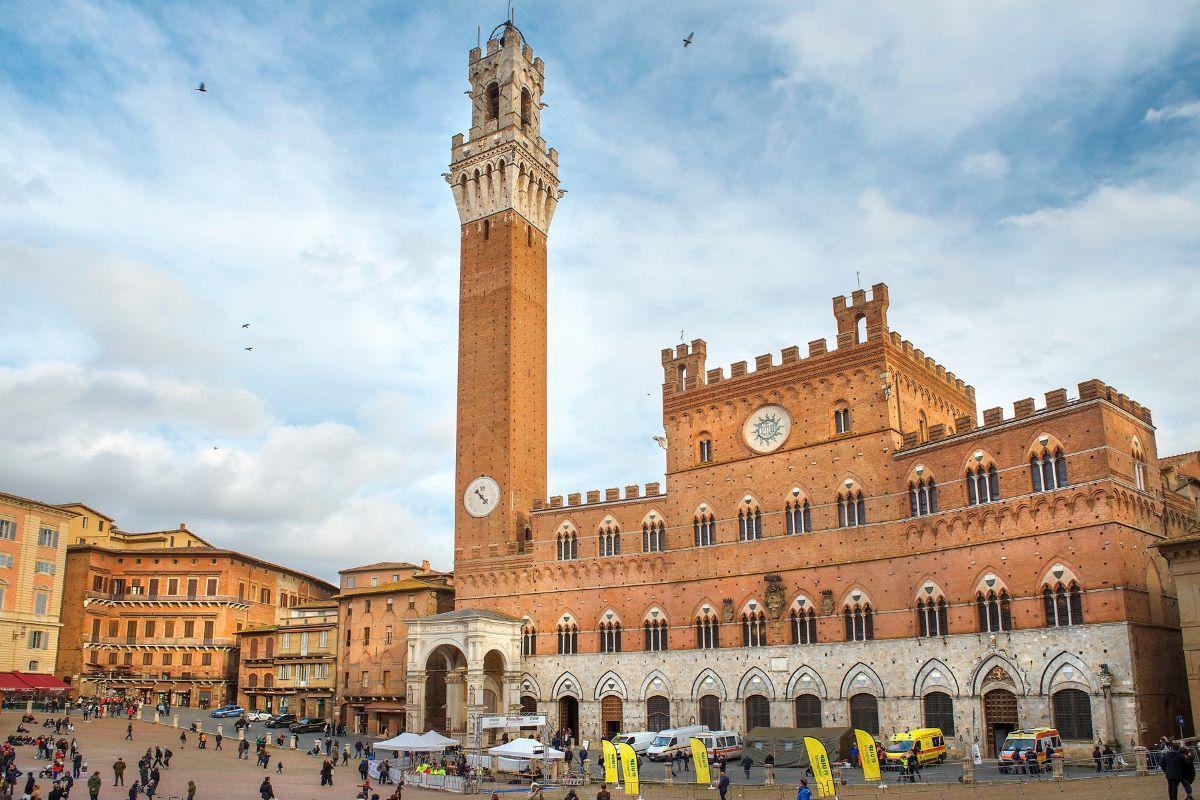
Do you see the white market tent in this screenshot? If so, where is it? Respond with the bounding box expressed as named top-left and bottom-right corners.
top-left (418, 731), bottom-right (460, 749)
top-left (375, 731), bottom-right (460, 752)
top-left (375, 732), bottom-right (427, 750)
top-left (487, 738), bottom-right (565, 761)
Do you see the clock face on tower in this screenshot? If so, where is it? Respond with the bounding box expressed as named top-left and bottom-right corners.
top-left (742, 404), bottom-right (792, 453)
top-left (463, 476), bottom-right (501, 518)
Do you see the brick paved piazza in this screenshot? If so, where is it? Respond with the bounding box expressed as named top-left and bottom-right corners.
top-left (0, 711), bottom-right (1176, 800)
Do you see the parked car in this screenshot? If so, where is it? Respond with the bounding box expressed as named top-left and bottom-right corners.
top-left (245, 710), bottom-right (272, 722)
top-left (289, 718), bottom-right (325, 734)
top-left (210, 704), bottom-right (245, 718)
top-left (266, 713), bottom-right (297, 729)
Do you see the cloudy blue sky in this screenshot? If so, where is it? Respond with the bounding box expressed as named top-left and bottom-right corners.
top-left (1, 1), bottom-right (1198, 581)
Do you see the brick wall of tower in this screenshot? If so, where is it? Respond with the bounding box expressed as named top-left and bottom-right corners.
top-left (454, 210), bottom-right (547, 563)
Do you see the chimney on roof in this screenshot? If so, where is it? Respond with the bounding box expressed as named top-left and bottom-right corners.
top-left (180, 522), bottom-right (187, 530)
top-left (422, 560), bottom-right (430, 572)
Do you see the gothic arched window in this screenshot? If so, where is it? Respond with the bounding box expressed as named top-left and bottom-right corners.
top-left (1043, 581), bottom-right (1084, 627)
top-left (742, 610), bottom-right (767, 647)
top-left (790, 607), bottom-right (817, 644)
top-left (843, 601), bottom-right (873, 641)
top-left (693, 513), bottom-right (716, 547)
top-left (976, 590), bottom-right (1012, 632)
top-left (966, 463), bottom-right (1000, 505)
top-left (642, 520), bottom-right (665, 553)
top-left (786, 499), bottom-right (812, 534)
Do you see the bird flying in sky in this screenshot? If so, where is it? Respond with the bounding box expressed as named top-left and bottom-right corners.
top-left (196, 82), bottom-right (206, 92)
top-left (242, 323), bottom-right (250, 328)
top-left (683, 32), bottom-right (694, 47)
top-left (244, 346), bottom-right (253, 351)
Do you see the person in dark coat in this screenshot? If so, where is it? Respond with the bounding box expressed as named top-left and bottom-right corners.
top-left (259, 777), bottom-right (275, 800)
top-left (1093, 745), bottom-right (1102, 772)
top-left (321, 759), bottom-right (335, 786)
top-left (741, 754), bottom-right (752, 779)
top-left (1102, 744), bottom-right (1116, 772)
top-left (1163, 747), bottom-right (1196, 800)
top-left (718, 772), bottom-right (730, 800)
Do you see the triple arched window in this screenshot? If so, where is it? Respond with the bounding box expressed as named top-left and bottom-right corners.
top-left (785, 499), bottom-right (812, 534)
top-left (790, 607), bottom-right (817, 645)
top-left (599, 621), bottom-right (622, 653)
top-left (643, 619), bottom-right (668, 652)
top-left (976, 590), bottom-right (1012, 633)
top-left (642, 521), bottom-right (665, 553)
top-left (556, 529), bottom-right (577, 561)
top-left (843, 602), bottom-right (874, 641)
top-left (693, 513), bottom-right (716, 547)
top-left (1043, 581), bottom-right (1084, 627)
top-left (838, 492), bottom-right (866, 527)
top-left (742, 609), bottom-right (767, 647)
top-left (556, 622), bottom-right (578, 655)
top-left (695, 613), bottom-right (720, 649)
top-left (966, 464), bottom-right (1001, 505)
top-left (908, 479), bottom-right (938, 517)
top-left (917, 597), bottom-right (948, 637)
top-left (598, 524), bottom-right (621, 557)
top-left (738, 506), bottom-right (763, 541)
top-left (1030, 448), bottom-right (1068, 492)
top-left (521, 624), bottom-right (537, 656)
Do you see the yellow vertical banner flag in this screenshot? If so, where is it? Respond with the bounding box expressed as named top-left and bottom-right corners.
top-left (617, 741), bottom-right (639, 796)
top-left (689, 737), bottom-right (711, 785)
top-left (803, 736), bottom-right (836, 798)
top-left (601, 739), bottom-right (620, 785)
top-left (854, 729), bottom-right (881, 782)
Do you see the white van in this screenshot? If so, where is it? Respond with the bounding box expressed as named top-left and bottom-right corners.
top-left (694, 731), bottom-right (743, 763)
top-left (646, 725), bottom-right (709, 761)
top-left (612, 731), bottom-right (656, 754)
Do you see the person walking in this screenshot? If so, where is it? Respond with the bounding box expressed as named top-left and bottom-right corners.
top-left (359, 759), bottom-right (370, 782)
top-left (741, 754), bottom-right (752, 780)
top-left (215, 734), bottom-right (223, 751)
top-left (164, 749), bottom-right (173, 769)
top-left (1102, 744), bottom-right (1115, 772)
top-left (596, 784), bottom-right (611, 800)
top-left (179, 732), bottom-right (187, 750)
top-left (112, 758), bottom-right (126, 787)
top-left (796, 779), bottom-right (812, 800)
top-left (72, 753), bottom-right (83, 779)
top-left (259, 778), bottom-right (275, 800)
top-left (718, 771), bottom-right (730, 800)
top-left (321, 759), bottom-right (335, 786)
top-left (1163, 746), bottom-right (1196, 800)
top-left (124, 724), bottom-right (133, 742)
top-left (86, 772), bottom-right (101, 800)
top-left (187, 781), bottom-right (197, 800)
top-left (127, 781), bottom-right (139, 800)
top-left (1092, 745), bottom-right (1102, 772)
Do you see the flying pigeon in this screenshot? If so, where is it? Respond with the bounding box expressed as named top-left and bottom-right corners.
top-left (683, 33), bottom-right (694, 47)
top-left (244, 346), bottom-right (253, 351)
top-left (196, 82), bottom-right (207, 92)
top-left (242, 323), bottom-right (250, 328)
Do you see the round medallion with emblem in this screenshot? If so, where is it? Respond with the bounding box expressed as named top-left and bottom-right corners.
top-left (742, 404), bottom-right (792, 453)
top-left (463, 476), bottom-right (501, 517)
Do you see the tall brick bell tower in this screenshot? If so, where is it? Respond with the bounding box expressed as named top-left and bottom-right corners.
top-left (447, 21), bottom-right (561, 562)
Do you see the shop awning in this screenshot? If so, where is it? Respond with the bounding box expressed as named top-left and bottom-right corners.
top-left (0, 672), bottom-right (32, 692)
top-left (366, 702), bottom-right (406, 712)
top-left (14, 672), bottom-right (71, 691)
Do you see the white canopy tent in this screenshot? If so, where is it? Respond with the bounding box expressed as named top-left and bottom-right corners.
top-left (418, 731), bottom-right (460, 749)
top-left (375, 730), bottom-right (460, 752)
top-left (375, 732), bottom-right (426, 750)
top-left (487, 738), bottom-right (565, 761)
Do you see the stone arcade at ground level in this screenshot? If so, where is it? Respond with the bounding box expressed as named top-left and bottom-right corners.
top-left (519, 624), bottom-right (1143, 758)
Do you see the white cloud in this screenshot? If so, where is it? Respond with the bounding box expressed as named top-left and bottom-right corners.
top-left (1145, 100), bottom-right (1200, 122)
top-left (961, 151), bottom-right (1009, 179)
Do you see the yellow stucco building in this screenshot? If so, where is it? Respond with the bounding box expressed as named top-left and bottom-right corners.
top-left (0, 491), bottom-right (75, 674)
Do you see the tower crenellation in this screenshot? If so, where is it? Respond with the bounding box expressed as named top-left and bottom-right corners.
top-left (448, 22), bottom-right (562, 233)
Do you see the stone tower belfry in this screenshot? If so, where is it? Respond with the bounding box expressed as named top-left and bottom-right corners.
top-left (448, 21), bottom-right (561, 563)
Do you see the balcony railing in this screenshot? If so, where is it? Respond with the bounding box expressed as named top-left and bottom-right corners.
top-left (86, 591), bottom-right (248, 604)
top-left (85, 636), bottom-right (236, 648)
